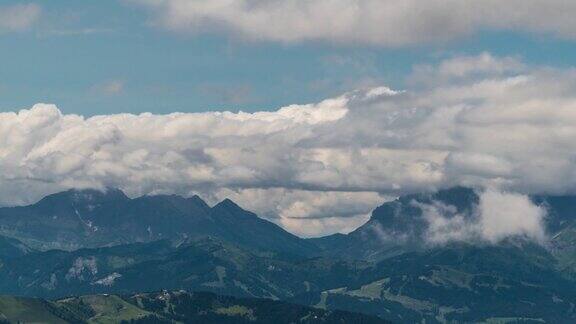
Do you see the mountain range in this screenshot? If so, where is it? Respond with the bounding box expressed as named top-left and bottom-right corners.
top-left (1, 187), bottom-right (576, 322)
top-left (0, 188), bottom-right (316, 256)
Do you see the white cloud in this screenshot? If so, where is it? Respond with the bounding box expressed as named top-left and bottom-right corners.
top-left (91, 80), bottom-right (126, 96)
top-left (2, 53), bottom-right (576, 236)
top-left (45, 28), bottom-right (114, 37)
top-left (419, 201), bottom-right (478, 245)
top-left (0, 4), bottom-right (41, 33)
top-left (478, 189), bottom-right (547, 244)
top-left (131, 0), bottom-right (576, 46)
top-left (409, 52), bottom-right (525, 85)
top-left (420, 190), bottom-right (547, 245)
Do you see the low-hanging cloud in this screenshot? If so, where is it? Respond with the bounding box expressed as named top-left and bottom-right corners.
top-left (2, 53), bottom-right (576, 237)
top-left (421, 190), bottom-right (547, 245)
top-left (132, 0), bottom-right (576, 46)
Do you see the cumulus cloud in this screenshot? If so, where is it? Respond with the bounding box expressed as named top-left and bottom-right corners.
top-left (0, 4), bottom-right (41, 33)
top-left (420, 190), bottom-right (547, 245)
top-left (2, 52), bottom-right (576, 236)
top-left (131, 0), bottom-right (576, 46)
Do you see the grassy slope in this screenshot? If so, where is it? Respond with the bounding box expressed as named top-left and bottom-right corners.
top-left (72, 295), bottom-right (152, 324)
top-left (0, 292), bottom-right (388, 324)
top-left (0, 296), bottom-right (68, 323)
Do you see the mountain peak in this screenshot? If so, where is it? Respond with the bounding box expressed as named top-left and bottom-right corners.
top-left (136, 193), bottom-right (211, 214)
top-left (37, 187), bottom-right (129, 207)
top-left (188, 195), bottom-right (210, 210)
top-left (213, 198), bottom-right (242, 211)
top-left (394, 186), bottom-right (479, 213)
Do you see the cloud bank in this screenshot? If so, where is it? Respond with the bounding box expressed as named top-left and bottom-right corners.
top-left (2, 53), bottom-right (576, 236)
top-left (133, 0), bottom-right (576, 46)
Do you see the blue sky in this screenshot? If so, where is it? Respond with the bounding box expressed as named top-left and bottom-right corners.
top-left (2, 0), bottom-right (576, 116)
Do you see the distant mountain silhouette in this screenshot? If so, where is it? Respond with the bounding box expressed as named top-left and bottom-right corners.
top-left (0, 188), bottom-right (317, 256)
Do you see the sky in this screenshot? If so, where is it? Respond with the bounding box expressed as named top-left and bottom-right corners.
top-left (3, 0), bottom-right (576, 116)
top-left (3, 1), bottom-right (576, 238)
